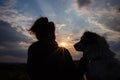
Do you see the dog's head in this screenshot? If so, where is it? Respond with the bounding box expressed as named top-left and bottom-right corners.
top-left (74, 31), bottom-right (110, 60)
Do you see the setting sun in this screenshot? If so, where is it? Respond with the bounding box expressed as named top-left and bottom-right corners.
top-left (59, 42), bottom-right (67, 47)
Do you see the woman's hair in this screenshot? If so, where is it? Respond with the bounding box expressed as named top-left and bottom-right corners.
top-left (29, 17), bottom-right (55, 41)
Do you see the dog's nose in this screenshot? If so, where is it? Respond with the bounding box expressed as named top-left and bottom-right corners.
top-left (74, 42), bottom-right (81, 51)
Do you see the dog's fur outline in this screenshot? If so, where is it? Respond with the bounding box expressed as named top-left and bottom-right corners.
top-left (74, 31), bottom-right (120, 80)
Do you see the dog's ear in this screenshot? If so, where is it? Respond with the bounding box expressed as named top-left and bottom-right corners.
top-left (81, 31), bottom-right (99, 45)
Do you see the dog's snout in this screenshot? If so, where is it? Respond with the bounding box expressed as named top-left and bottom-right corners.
top-left (74, 42), bottom-right (82, 51)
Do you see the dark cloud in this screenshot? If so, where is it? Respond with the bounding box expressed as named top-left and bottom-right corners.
top-left (0, 20), bottom-right (29, 60)
top-left (117, 8), bottom-right (120, 13)
top-left (0, 20), bottom-right (29, 42)
top-left (90, 0), bottom-right (120, 32)
top-left (99, 31), bottom-right (120, 58)
top-left (0, 55), bottom-right (26, 63)
top-left (96, 13), bottom-right (120, 32)
top-left (110, 41), bottom-right (120, 54)
top-left (0, 49), bottom-right (27, 58)
top-left (77, 0), bottom-right (92, 7)
top-left (109, 40), bottom-right (120, 60)
top-left (0, 0), bottom-right (11, 6)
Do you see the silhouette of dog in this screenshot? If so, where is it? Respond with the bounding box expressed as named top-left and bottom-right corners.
top-left (74, 31), bottom-right (120, 80)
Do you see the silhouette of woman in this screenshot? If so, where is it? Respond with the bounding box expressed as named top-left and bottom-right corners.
top-left (27, 17), bottom-right (75, 80)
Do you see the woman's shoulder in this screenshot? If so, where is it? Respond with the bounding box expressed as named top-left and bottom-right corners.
top-left (56, 47), bottom-right (70, 55)
top-left (57, 47), bottom-right (68, 51)
top-left (28, 41), bottom-right (40, 49)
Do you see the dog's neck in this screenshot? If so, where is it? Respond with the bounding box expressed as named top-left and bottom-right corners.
top-left (84, 49), bottom-right (115, 63)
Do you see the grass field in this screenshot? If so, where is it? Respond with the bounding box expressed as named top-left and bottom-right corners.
top-left (0, 61), bottom-right (79, 80)
top-left (0, 63), bottom-right (30, 80)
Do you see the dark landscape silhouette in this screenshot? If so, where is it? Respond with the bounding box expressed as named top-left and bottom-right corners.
top-left (0, 61), bottom-right (80, 80)
top-left (0, 63), bottom-right (29, 80)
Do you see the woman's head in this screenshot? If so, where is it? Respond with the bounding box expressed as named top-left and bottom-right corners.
top-left (29, 17), bottom-right (55, 41)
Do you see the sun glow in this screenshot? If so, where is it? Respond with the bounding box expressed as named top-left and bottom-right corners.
top-left (59, 42), bottom-right (67, 47)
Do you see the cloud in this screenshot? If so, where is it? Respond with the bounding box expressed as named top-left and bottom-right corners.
top-left (0, 20), bottom-right (27, 42)
top-left (0, 0), bottom-right (34, 40)
top-left (77, 0), bottom-right (92, 8)
top-left (0, 55), bottom-right (26, 63)
top-left (110, 41), bottom-right (120, 53)
top-left (74, 0), bottom-right (120, 36)
top-left (95, 12), bottom-right (120, 32)
top-left (109, 40), bottom-right (120, 60)
top-left (0, 20), bottom-right (29, 60)
top-left (56, 23), bottom-right (66, 30)
top-left (0, 0), bottom-right (16, 9)
top-left (0, 0), bottom-right (34, 61)
top-left (117, 8), bottom-right (120, 13)
top-left (73, 0), bottom-right (120, 59)
top-left (18, 41), bottom-right (30, 50)
top-left (0, 0), bottom-right (119, 61)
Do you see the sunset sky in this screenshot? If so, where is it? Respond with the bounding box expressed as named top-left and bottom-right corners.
top-left (0, 0), bottom-right (120, 63)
